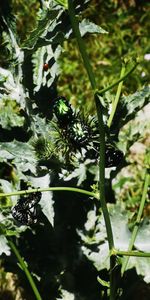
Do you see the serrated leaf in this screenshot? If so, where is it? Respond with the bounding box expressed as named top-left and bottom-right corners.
top-left (0, 141), bottom-right (36, 174)
top-left (62, 161), bottom-right (87, 186)
top-left (22, 1), bottom-right (92, 53)
top-left (79, 19), bottom-right (108, 37)
top-left (0, 212), bottom-right (27, 237)
top-left (135, 219), bottom-right (150, 252)
top-left (127, 256), bottom-right (150, 283)
top-left (32, 44), bottom-right (61, 92)
top-left (0, 235), bottom-right (11, 256)
top-left (22, 8), bottom-right (63, 51)
top-left (79, 203), bottom-right (150, 283)
top-left (78, 205), bottom-right (126, 271)
top-left (118, 119), bottom-right (148, 154)
top-left (40, 191), bottom-right (54, 226)
top-left (0, 67), bottom-right (26, 109)
top-left (0, 99), bottom-right (24, 129)
top-left (28, 174), bottom-right (54, 226)
top-left (112, 86), bottom-right (150, 130)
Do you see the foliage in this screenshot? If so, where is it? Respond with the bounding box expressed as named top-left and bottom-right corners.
top-left (0, 0), bottom-right (150, 300)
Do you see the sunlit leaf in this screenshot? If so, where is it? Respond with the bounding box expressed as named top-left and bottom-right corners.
top-left (79, 19), bottom-right (108, 37)
top-left (32, 44), bottom-right (61, 92)
top-left (0, 141), bottom-right (36, 174)
top-left (112, 86), bottom-right (150, 130)
top-left (28, 174), bottom-right (54, 226)
top-left (0, 235), bottom-right (11, 256)
top-left (78, 203), bottom-right (150, 283)
top-left (0, 99), bottom-right (24, 129)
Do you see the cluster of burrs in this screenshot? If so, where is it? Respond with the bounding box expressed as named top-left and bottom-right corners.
top-left (52, 96), bottom-right (124, 168)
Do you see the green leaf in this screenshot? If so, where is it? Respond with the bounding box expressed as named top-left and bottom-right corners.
top-left (0, 67), bottom-right (26, 109)
top-left (78, 204), bottom-right (129, 271)
top-left (61, 160), bottom-right (88, 186)
top-left (29, 174), bottom-right (54, 226)
top-left (112, 86), bottom-right (150, 130)
top-left (0, 211), bottom-right (27, 237)
top-left (32, 44), bottom-right (61, 92)
top-left (0, 141), bottom-right (36, 174)
top-left (118, 119), bottom-right (148, 154)
top-left (22, 1), bottom-right (92, 53)
top-left (0, 99), bottom-right (24, 129)
top-left (79, 19), bottom-right (108, 37)
top-left (135, 219), bottom-right (150, 253)
top-left (40, 191), bottom-right (54, 226)
top-left (0, 235), bottom-right (11, 256)
top-left (55, 0), bottom-right (68, 9)
top-left (22, 8), bottom-right (63, 51)
top-left (79, 203), bottom-right (150, 283)
top-left (0, 179), bottom-right (16, 198)
top-left (97, 276), bottom-right (110, 288)
top-left (56, 289), bottom-right (75, 300)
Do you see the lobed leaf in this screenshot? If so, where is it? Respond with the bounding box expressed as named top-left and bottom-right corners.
top-left (111, 86), bottom-right (150, 131)
top-left (79, 19), bottom-right (108, 37)
top-left (78, 203), bottom-right (150, 283)
top-left (0, 235), bottom-right (11, 256)
top-left (0, 141), bottom-right (36, 174)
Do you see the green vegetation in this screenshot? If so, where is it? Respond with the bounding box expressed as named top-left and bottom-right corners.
top-left (0, 1), bottom-right (150, 300)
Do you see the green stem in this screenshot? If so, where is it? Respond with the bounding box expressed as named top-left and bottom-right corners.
top-left (95, 96), bottom-right (116, 299)
top-left (121, 172), bottom-right (150, 275)
top-left (8, 239), bottom-right (42, 300)
top-left (95, 94), bottom-right (114, 250)
top-left (68, 0), bottom-right (96, 91)
top-left (114, 249), bottom-right (150, 258)
top-left (68, 2), bottom-right (116, 299)
top-left (107, 64), bottom-right (126, 128)
top-left (96, 62), bottom-right (138, 96)
top-left (68, 0), bottom-right (114, 250)
top-left (0, 187), bottom-right (97, 199)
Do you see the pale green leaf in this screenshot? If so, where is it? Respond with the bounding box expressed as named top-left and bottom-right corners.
top-left (79, 19), bottom-right (108, 37)
top-left (29, 174), bottom-right (54, 226)
top-left (32, 44), bottom-right (61, 92)
top-left (0, 141), bottom-right (36, 174)
top-left (97, 276), bottom-right (110, 288)
top-left (0, 99), bottom-right (24, 129)
top-left (112, 86), bottom-right (150, 130)
top-left (0, 235), bottom-right (11, 256)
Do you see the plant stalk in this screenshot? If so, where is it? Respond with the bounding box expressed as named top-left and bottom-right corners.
top-left (68, 0), bottom-right (96, 91)
top-left (0, 186), bottom-right (97, 199)
top-left (8, 239), bottom-right (42, 300)
top-left (68, 1), bottom-right (116, 299)
top-left (107, 64), bottom-right (126, 128)
top-left (121, 172), bottom-right (150, 275)
top-left (97, 62), bottom-right (138, 96)
top-left (114, 250), bottom-right (150, 257)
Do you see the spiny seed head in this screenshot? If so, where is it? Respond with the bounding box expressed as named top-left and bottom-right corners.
top-left (67, 119), bottom-right (91, 148)
top-left (32, 137), bottom-right (54, 160)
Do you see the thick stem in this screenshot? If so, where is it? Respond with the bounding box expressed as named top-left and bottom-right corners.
top-left (68, 2), bottom-right (116, 299)
top-left (8, 239), bottom-right (42, 300)
top-left (68, 0), bottom-right (96, 91)
top-left (121, 172), bottom-right (150, 275)
top-left (95, 94), bottom-right (114, 250)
